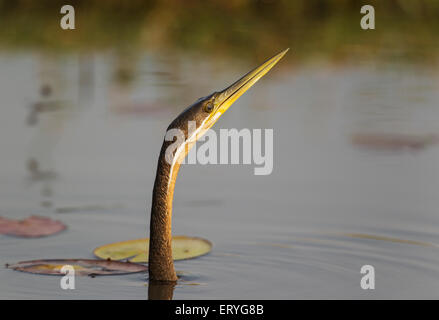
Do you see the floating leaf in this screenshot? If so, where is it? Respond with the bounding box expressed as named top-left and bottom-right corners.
top-left (94, 236), bottom-right (212, 263)
top-left (351, 133), bottom-right (439, 151)
top-left (0, 215), bottom-right (66, 238)
top-left (7, 259), bottom-right (147, 276)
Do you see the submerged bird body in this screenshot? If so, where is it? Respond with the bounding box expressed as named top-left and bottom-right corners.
top-left (148, 49), bottom-right (289, 282)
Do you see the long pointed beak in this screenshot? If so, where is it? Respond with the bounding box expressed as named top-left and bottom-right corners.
top-left (215, 48), bottom-right (289, 115)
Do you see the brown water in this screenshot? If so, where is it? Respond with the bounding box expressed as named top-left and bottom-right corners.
top-left (1, 53), bottom-right (439, 299)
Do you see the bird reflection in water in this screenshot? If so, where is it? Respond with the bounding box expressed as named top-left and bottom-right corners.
top-left (148, 280), bottom-right (176, 300)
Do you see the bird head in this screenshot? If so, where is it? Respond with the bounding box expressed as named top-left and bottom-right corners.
top-left (164, 48), bottom-right (289, 162)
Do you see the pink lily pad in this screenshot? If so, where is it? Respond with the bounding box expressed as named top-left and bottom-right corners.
top-left (7, 259), bottom-right (147, 276)
top-left (0, 215), bottom-right (66, 238)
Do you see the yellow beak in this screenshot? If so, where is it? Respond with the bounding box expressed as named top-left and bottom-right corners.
top-left (213, 48), bottom-right (289, 118)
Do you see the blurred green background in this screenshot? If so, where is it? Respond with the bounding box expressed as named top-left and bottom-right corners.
top-left (0, 0), bottom-right (438, 65)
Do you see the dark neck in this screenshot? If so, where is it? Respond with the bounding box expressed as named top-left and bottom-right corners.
top-left (148, 141), bottom-right (180, 282)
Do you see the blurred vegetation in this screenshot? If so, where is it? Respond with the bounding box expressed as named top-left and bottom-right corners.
top-left (0, 0), bottom-right (438, 64)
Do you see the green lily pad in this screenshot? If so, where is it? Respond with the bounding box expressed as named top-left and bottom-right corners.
top-left (93, 236), bottom-right (212, 263)
top-left (7, 259), bottom-right (147, 276)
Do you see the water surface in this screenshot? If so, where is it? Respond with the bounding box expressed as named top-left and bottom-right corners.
top-left (1, 53), bottom-right (439, 299)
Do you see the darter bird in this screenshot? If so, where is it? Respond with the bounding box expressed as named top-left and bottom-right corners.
top-left (148, 49), bottom-right (289, 282)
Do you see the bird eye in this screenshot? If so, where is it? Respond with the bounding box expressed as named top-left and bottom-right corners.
top-left (205, 102), bottom-right (214, 113)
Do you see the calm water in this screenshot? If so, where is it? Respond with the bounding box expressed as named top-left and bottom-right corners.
top-left (1, 53), bottom-right (439, 299)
